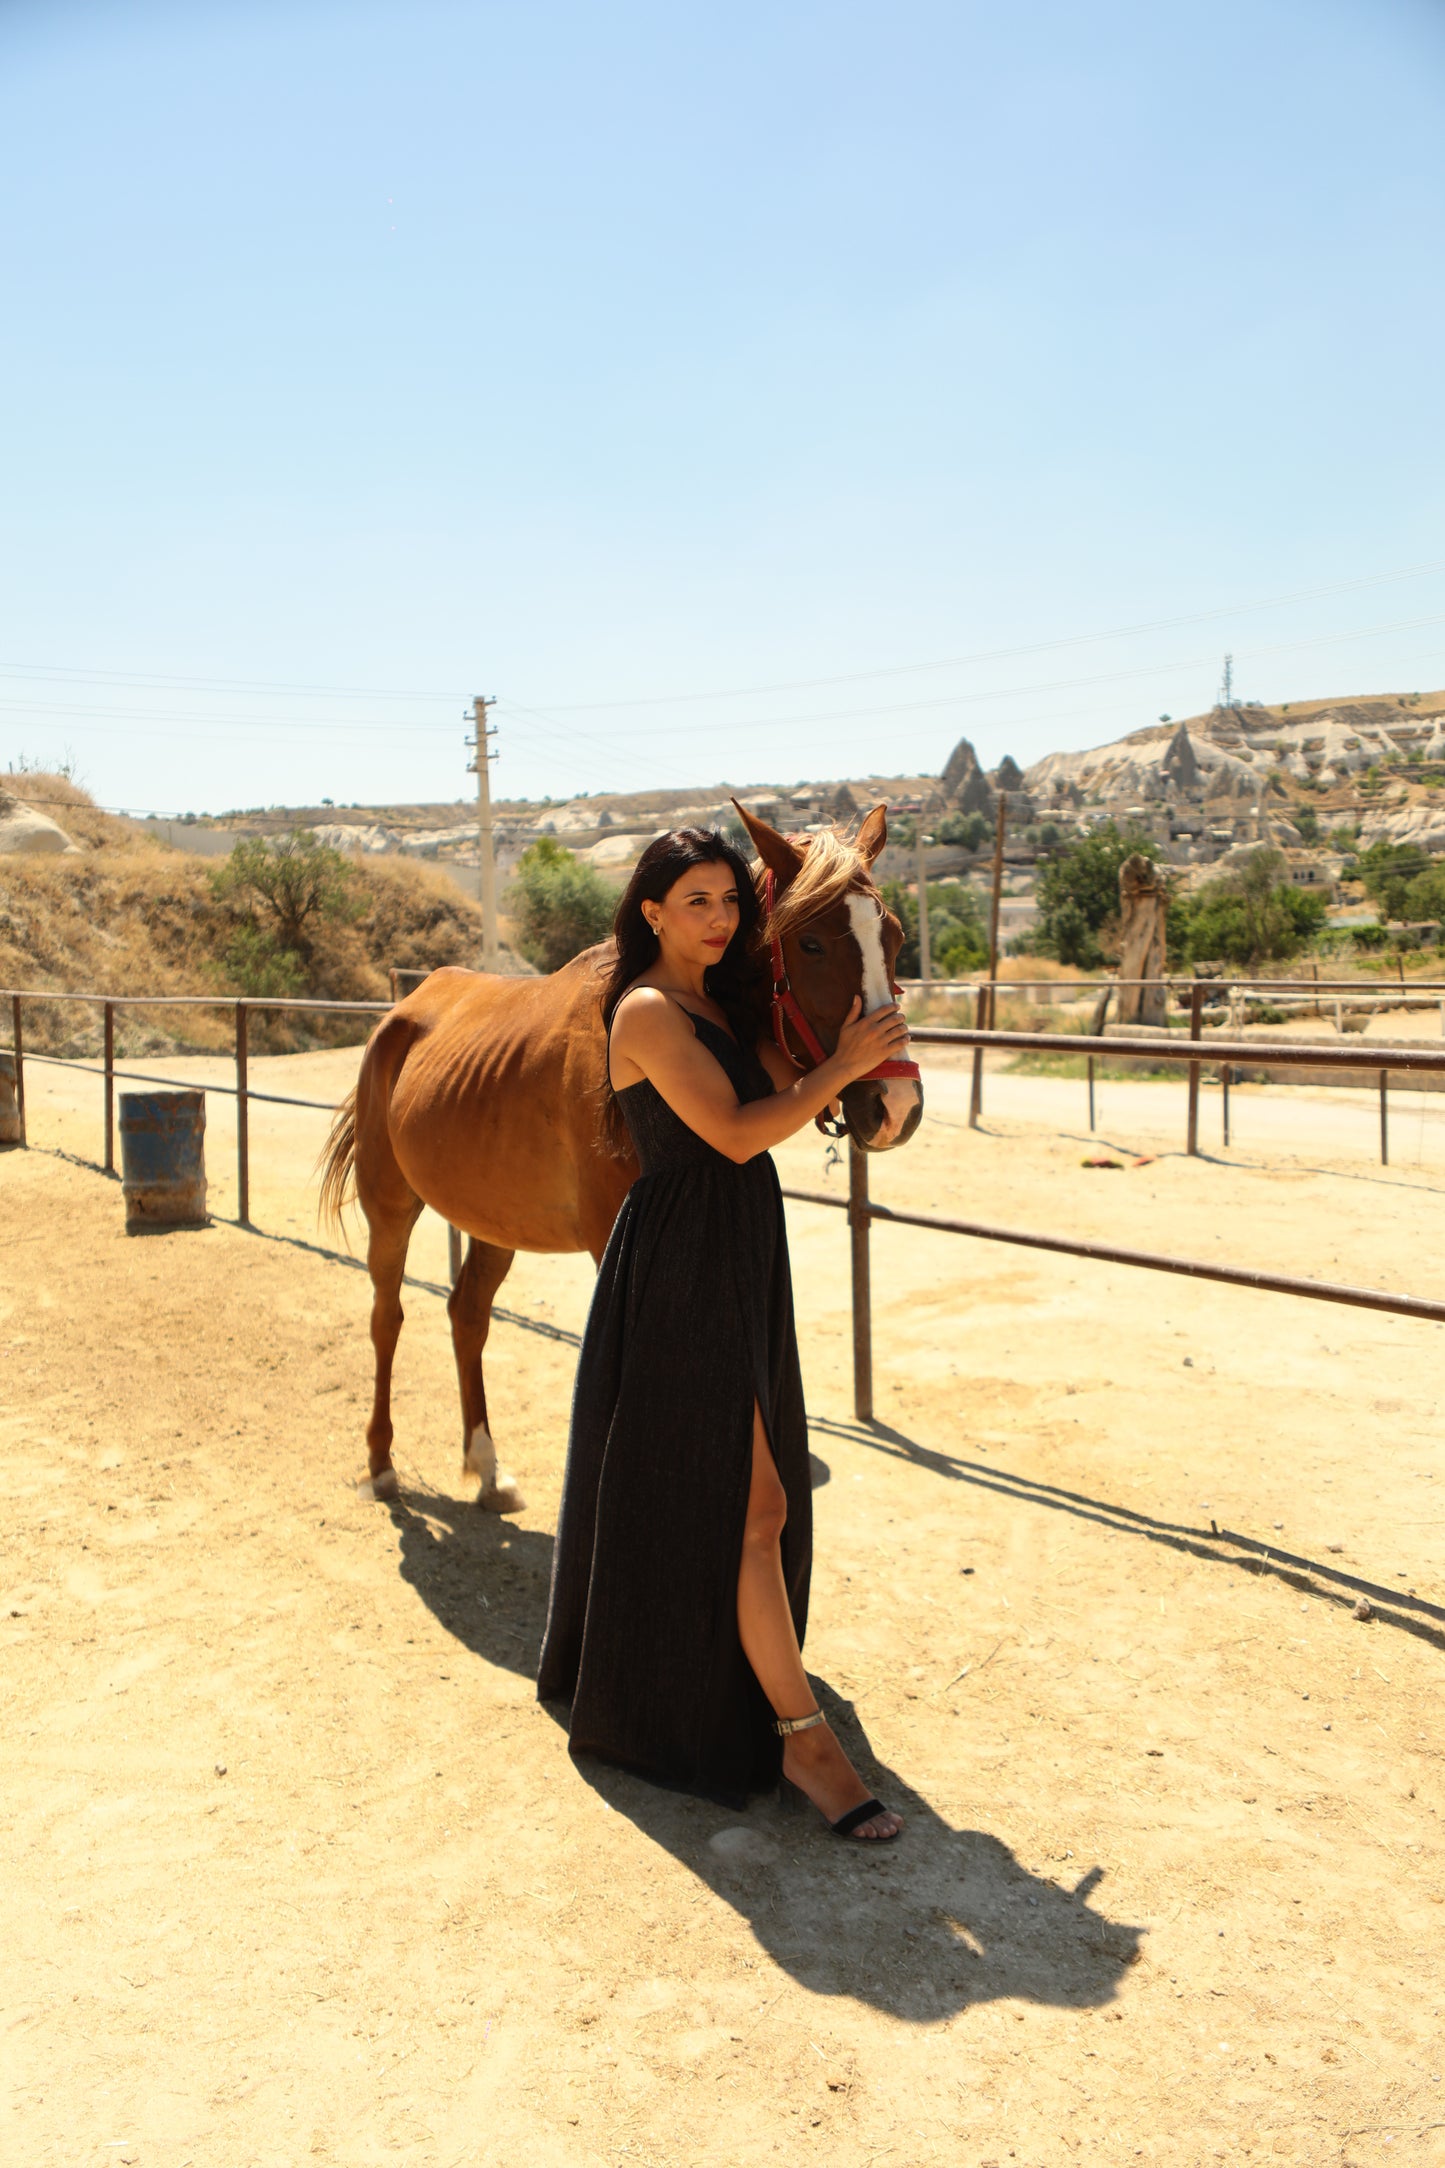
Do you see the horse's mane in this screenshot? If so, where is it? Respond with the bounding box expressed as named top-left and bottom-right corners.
top-left (759, 826), bottom-right (873, 941)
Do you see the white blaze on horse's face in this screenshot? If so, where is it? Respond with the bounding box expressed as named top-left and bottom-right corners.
top-left (845, 893), bottom-right (922, 1148)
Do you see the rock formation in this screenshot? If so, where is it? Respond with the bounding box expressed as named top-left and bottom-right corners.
top-left (1160, 723), bottom-right (1201, 795)
top-left (0, 792), bottom-right (81, 856)
top-left (941, 738), bottom-right (995, 817)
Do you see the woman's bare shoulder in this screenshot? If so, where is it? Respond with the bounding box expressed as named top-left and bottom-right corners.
top-left (611, 985), bottom-right (688, 1042)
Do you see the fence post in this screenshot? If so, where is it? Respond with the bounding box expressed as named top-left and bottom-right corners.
top-left (10, 993), bottom-right (25, 1147)
top-left (448, 1224), bottom-right (464, 1286)
top-left (848, 1139), bottom-right (874, 1422)
top-left (103, 1000), bottom-right (115, 1173)
top-left (1221, 1062), bottom-right (1230, 1149)
top-left (968, 983), bottom-right (986, 1130)
top-left (1186, 980), bottom-right (1203, 1156)
top-left (1087, 1053), bottom-right (1096, 1133)
top-left (236, 1002), bottom-right (250, 1224)
top-left (1379, 1069), bottom-right (1388, 1167)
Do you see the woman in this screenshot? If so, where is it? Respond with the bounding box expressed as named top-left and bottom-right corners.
top-left (538, 826), bottom-right (909, 1841)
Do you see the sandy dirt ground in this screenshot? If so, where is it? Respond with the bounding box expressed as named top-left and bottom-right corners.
top-left (3, 1042), bottom-right (1444, 2168)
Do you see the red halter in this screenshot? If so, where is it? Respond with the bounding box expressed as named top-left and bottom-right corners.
top-left (764, 870), bottom-right (922, 1133)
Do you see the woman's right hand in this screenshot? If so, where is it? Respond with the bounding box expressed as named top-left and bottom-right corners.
top-left (830, 995), bottom-right (912, 1086)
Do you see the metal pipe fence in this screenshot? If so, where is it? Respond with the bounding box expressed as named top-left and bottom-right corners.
top-left (3, 987), bottom-right (388, 1222)
top-left (10, 981), bottom-right (1445, 1434)
top-left (10, 980), bottom-right (1445, 1193)
top-left (912, 1016), bottom-right (1445, 1165)
top-left (897, 973), bottom-right (1445, 995)
top-left (782, 1138), bottom-right (1445, 1424)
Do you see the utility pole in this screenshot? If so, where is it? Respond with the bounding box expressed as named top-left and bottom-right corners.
top-left (915, 802), bottom-right (932, 985)
top-left (968, 791), bottom-right (1008, 1129)
top-left (467, 694), bottom-right (500, 969)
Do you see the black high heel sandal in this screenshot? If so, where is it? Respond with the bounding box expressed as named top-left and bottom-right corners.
top-left (775, 1709), bottom-right (900, 1841)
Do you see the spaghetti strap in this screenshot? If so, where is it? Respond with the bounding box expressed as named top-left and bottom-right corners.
top-left (607, 984), bottom-right (740, 1095)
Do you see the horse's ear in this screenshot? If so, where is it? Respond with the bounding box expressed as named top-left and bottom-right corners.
top-left (854, 803), bottom-right (888, 868)
top-left (732, 800), bottom-right (805, 889)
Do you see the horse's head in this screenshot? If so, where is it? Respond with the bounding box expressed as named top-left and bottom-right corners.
top-left (735, 802), bottom-right (924, 1153)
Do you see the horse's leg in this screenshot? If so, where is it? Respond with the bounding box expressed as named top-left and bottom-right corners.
top-left (359, 1195), bottom-right (424, 1500)
top-left (450, 1238), bottom-right (525, 1512)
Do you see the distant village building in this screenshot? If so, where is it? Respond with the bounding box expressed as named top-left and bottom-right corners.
top-left (1282, 850), bottom-right (1337, 898)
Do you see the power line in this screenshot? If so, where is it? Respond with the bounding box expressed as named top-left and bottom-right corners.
top-left (494, 696), bottom-right (714, 793)
top-left (0, 794), bottom-right (197, 816)
top-left (0, 664), bottom-right (458, 703)
top-left (5, 605), bottom-right (1441, 765)
top-left (0, 554), bottom-right (1440, 715)
top-left (497, 608), bottom-right (1445, 742)
top-left (509, 558), bottom-right (1445, 712)
top-left (0, 699), bottom-right (454, 733)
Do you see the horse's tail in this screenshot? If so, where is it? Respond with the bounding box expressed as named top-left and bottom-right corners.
top-left (316, 1086), bottom-right (358, 1240)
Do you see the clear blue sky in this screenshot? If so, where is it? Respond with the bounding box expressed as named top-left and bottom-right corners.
top-left (3, 0), bottom-right (1443, 814)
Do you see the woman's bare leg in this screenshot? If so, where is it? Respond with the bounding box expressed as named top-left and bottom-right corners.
top-left (736, 1406), bottom-right (902, 1840)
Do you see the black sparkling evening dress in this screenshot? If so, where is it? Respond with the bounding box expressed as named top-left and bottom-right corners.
top-left (537, 1008), bottom-right (811, 1807)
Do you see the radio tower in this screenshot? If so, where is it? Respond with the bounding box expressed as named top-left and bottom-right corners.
top-left (1219, 654), bottom-right (1238, 710)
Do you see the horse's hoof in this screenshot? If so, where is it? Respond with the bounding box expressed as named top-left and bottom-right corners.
top-left (357, 1466), bottom-right (399, 1502)
top-left (478, 1479), bottom-right (525, 1515)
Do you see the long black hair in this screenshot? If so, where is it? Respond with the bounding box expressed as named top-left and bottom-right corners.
top-left (600, 827), bottom-right (767, 1039)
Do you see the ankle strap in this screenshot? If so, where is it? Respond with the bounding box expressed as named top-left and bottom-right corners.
top-left (774, 1708), bottom-right (826, 1737)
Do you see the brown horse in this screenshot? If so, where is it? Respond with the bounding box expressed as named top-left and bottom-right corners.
top-left (317, 803), bottom-right (922, 1507)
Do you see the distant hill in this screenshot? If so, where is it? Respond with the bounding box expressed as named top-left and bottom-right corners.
top-left (0, 773), bottom-right (489, 1056)
top-left (1021, 689), bottom-right (1445, 856)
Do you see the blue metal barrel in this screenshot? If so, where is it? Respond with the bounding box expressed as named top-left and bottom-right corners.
top-left (0, 1051), bottom-right (18, 1145)
top-left (118, 1090), bottom-right (208, 1231)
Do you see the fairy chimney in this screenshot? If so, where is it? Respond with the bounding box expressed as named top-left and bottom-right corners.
top-left (1160, 722), bottom-right (1202, 797)
top-left (941, 737), bottom-right (995, 818)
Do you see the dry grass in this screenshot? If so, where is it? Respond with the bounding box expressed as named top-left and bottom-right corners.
top-left (903, 957), bottom-right (1104, 1033)
top-left (0, 769), bottom-right (165, 855)
top-left (0, 774), bottom-right (487, 1056)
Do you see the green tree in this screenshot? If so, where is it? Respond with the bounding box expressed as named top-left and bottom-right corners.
top-left (210, 829), bottom-right (361, 959)
top-left (510, 836), bottom-right (617, 973)
top-left (935, 809), bottom-right (991, 852)
top-left (220, 922), bottom-right (305, 999)
top-left (1293, 804), bottom-right (1320, 845)
top-left (1170, 849), bottom-right (1327, 966)
top-left (1357, 839), bottom-right (1433, 921)
top-left (1402, 859), bottom-right (1445, 924)
top-left (881, 879), bottom-right (987, 976)
top-left (1033, 821), bottom-right (1159, 969)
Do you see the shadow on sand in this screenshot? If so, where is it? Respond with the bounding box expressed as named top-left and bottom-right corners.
top-left (808, 1413), bottom-right (1445, 1656)
top-left (381, 1474), bottom-right (1144, 2024)
top-left (557, 1683), bottom-right (1146, 2024)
